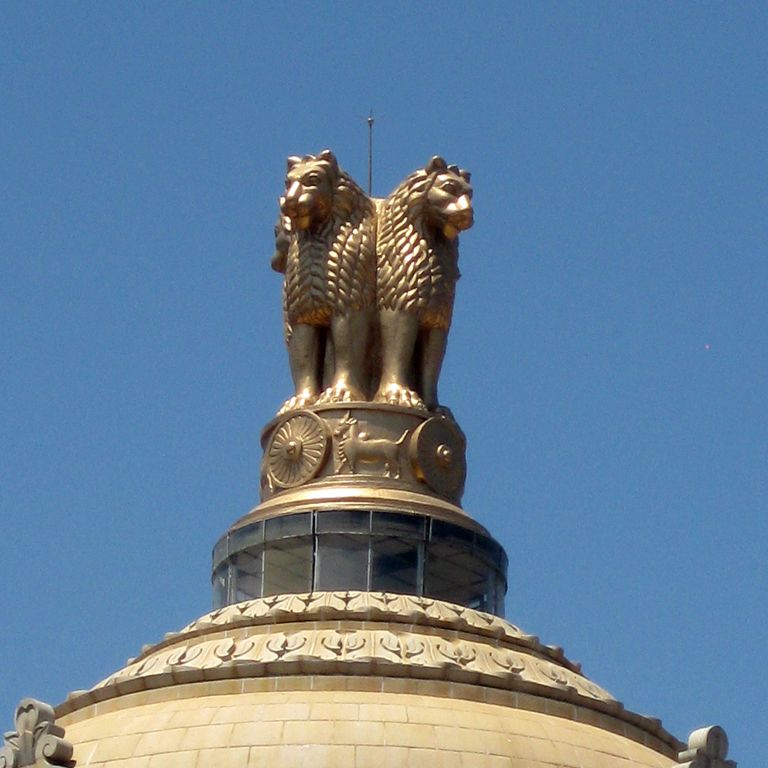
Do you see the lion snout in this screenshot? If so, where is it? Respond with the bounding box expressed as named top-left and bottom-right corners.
top-left (447, 196), bottom-right (474, 230)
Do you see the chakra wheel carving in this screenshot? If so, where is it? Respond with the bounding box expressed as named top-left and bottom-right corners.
top-left (410, 416), bottom-right (467, 499)
top-left (267, 411), bottom-right (329, 488)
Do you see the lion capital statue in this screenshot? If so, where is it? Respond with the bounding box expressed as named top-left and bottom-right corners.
top-left (375, 156), bottom-right (474, 409)
top-left (272, 150), bottom-right (376, 413)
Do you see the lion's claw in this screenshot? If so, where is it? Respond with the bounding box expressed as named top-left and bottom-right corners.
top-left (277, 392), bottom-right (317, 415)
top-left (316, 383), bottom-right (366, 405)
top-left (374, 384), bottom-right (426, 410)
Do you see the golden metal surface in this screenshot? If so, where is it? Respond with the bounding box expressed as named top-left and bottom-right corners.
top-left (264, 153), bottom-right (475, 526)
top-left (274, 150), bottom-right (376, 414)
top-left (375, 156), bottom-right (473, 410)
top-left (266, 411), bottom-right (329, 489)
top-left (235, 483), bottom-right (479, 532)
top-left (260, 403), bottom-right (468, 505)
top-left (409, 416), bottom-right (467, 498)
top-left (272, 152), bottom-right (473, 415)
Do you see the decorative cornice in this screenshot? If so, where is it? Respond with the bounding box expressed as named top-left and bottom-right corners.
top-left (0, 699), bottom-right (72, 768)
top-left (90, 624), bottom-right (612, 704)
top-left (57, 592), bottom-right (625, 716)
top-left (171, 592), bottom-right (565, 666)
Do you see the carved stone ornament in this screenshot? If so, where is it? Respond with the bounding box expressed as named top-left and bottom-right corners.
top-left (266, 410), bottom-right (329, 488)
top-left (0, 699), bottom-right (73, 768)
top-left (678, 726), bottom-right (736, 768)
top-left (57, 591), bottom-right (623, 718)
top-left (271, 152), bottom-right (473, 414)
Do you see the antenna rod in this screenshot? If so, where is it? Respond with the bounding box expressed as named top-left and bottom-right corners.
top-left (367, 109), bottom-right (374, 195)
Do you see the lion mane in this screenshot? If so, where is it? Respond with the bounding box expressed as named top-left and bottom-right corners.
top-left (376, 162), bottom-right (466, 331)
top-left (282, 154), bottom-right (376, 333)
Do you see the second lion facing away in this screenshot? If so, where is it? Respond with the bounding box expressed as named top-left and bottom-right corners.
top-left (271, 150), bottom-right (473, 415)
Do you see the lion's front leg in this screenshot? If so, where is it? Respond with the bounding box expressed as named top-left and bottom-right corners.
top-left (317, 310), bottom-right (371, 404)
top-left (374, 309), bottom-right (424, 409)
top-left (280, 324), bottom-right (323, 414)
top-left (418, 327), bottom-right (448, 411)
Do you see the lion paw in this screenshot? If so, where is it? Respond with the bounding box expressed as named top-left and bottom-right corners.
top-left (374, 384), bottom-right (426, 410)
top-left (316, 382), bottom-right (366, 405)
top-left (277, 391), bottom-right (317, 415)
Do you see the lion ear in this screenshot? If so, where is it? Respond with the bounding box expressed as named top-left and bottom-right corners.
top-left (319, 149), bottom-right (339, 172)
top-left (286, 155), bottom-right (301, 171)
top-left (459, 169), bottom-right (471, 183)
top-left (426, 156), bottom-right (448, 173)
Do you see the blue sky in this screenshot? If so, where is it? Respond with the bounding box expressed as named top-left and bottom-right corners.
top-left (1, 2), bottom-right (765, 765)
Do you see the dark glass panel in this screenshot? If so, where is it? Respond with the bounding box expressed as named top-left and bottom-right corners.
top-left (372, 512), bottom-right (426, 538)
top-left (316, 510), bottom-right (371, 534)
top-left (212, 535), bottom-right (229, 569)
top-left (265, 513), bottom-right (311, 541)
top-left (212, 566), bottom-right (228, 609)
top-left (230, 521), bottom-right (264, 553)
top-left (494, 576), bottom-right (507, 618)
top-left (262, 536), bottom-right (313, 595)
top-left (424, 539), bottom-right (491, 609)
top-left (315, 533), bottom-right (369, 591)
top-left (371, 536), bottom-right (419, 593)
top-left (476, 533), bottom-right (504, 568)
top-left (233, 550), bottom-right (263, 602)
top-left (430, 519), bottom-right (475, 546)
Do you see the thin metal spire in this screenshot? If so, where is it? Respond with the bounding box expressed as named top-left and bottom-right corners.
top-left (367, 109), bottom-right (374, 195)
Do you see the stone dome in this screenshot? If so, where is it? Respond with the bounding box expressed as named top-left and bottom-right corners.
top-left (52, 591), bottom-right (682, 768)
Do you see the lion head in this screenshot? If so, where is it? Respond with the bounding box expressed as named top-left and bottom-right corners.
top-left (280, 149), bottom-right (352, 231)
top-left (279, 148), bottom-right (373, 235)
top-left (422, 156), bottom-right (473, 239)
top-left (381, 155), bottom-right (473, 241)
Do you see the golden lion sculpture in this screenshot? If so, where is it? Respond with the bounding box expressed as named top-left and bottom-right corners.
top-left (273, 150), bottom-right (377, 413)
top-left (375, 156), bottom-right (474, 409)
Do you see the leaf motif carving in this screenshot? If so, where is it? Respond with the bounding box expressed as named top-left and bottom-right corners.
top-left (265, 633), bottom-right (307, 659)
top-left (212, 639), bottom-right (238, 662)
top-left (437, 641), bottom-right (477, 667)
top-left (167, 645), bottom-right (204, 667)
top-left (537, 662), bottom-right (574, 690)
top-left (401, 637), bottom-right (426, 660)
top-left (379, 634), bottom-right (403, 660)
top-left (488, 650), bottom-right (525, 675)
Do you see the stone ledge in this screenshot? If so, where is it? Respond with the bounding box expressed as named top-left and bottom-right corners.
top-left (56, 677), bottom-right (684, 759)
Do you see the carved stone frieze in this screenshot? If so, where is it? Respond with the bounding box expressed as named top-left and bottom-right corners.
top-left (0, 699), bottom-right (72, 768)
top-left (89, 624), bottom-right (611, 706)
top-left (178, 591), bottom-right (536, 653)
top-left (57, 591), bottom-right (625, 722)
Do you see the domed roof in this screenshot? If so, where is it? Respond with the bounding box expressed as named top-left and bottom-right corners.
top-left (52, 592), bottom-right (682, 768)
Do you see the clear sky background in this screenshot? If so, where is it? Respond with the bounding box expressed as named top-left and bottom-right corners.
top-left (1, 2), bottom-right (765, 765)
